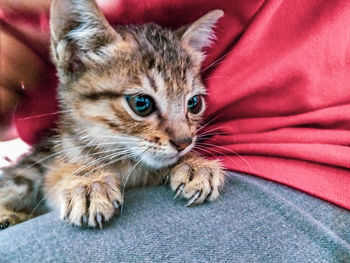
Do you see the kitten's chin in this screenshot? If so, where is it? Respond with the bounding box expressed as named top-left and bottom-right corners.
top-left (141, 155), bottom-right (179, 169)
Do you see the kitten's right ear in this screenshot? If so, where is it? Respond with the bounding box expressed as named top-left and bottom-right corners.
top-left (50, 0), bottom-right (119, 74)
top-left (177, 10), bottom-right (224, 67)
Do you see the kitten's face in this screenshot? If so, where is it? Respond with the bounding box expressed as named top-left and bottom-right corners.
top-left (50, 0), bottom-right (223, 168)
top-left (64, 28), bottom-right (206, 168)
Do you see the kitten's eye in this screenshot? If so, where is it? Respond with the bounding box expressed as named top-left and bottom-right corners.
top-left (125, 94), bottom-right (155, 117)
top-left (187, 95), bottom-right (203, 114)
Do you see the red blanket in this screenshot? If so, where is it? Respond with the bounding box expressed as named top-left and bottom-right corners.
top-left (2, 0), bottom-right (350, 209)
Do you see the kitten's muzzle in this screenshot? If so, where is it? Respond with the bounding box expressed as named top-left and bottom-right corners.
top-left (169, 137), bottom-right (193, 152)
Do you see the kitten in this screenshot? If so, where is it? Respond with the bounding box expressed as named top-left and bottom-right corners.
top-left (0, 0), bottom-right (225, 230)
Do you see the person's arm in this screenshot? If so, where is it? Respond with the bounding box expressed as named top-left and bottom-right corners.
top-left (0, 0), bottom-right (51, 14)
top-left (0, 0), bottom-right (51, 140)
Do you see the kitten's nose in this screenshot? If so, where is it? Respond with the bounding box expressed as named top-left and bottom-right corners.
top-left (170, 137), bottom-right (193, 152)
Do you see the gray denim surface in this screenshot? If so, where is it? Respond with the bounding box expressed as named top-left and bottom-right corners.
top-left (0, 172), bottom-right (349, 263)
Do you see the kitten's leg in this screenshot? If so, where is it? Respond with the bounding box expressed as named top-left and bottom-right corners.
top-left (45, 160), bottom-right (122, 228)
top-left (0, 144), bottom-right (51, 229)
top-left (170, 153), bottom-right (225, 206)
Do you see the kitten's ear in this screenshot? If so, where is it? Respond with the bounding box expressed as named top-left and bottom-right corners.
top-left (177, 10), bottom-right (224, 66)
top-left (50, 0), bottom-right (119, 73)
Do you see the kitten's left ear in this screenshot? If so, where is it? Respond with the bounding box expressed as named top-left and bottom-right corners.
top-left (177, 10), bottom-right (224, 66)
top-left (50, 0), bottom-right (120, 74)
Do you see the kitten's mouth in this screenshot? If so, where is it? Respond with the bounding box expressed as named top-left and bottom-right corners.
top-left (132, 138), bottom-right (196, 169)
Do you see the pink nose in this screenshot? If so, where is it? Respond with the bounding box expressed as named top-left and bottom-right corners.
top-left (170, 137), bottom-right (193, 152)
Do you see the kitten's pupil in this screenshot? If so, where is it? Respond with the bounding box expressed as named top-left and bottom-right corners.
top-left (125, 95), bottom-right (155, 116)
top-left (135, 96), bottom-right (150, 111)
top-left (188, 95), bottom-right (202, 114)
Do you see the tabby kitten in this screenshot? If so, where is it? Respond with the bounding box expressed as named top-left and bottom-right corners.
top-left (0, 0), bottom-right (225, 229)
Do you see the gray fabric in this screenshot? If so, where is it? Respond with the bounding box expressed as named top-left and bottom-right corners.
top-left (0, 172), bottom-right (349, 263)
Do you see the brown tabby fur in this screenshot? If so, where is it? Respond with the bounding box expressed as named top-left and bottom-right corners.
top-left (0, 0), bottom-right (225, 229)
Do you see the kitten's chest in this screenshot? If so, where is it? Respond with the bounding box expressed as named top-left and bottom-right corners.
top-left (113, 162), bottom-right (166, 189)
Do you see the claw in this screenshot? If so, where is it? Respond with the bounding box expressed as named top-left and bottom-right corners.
top-left (174, 183), bottom-right (185, 200)
top-left (113, 200), bottom-right (120, 209)
top-left (64, 208), bottom-right (72, 221)
top-left (82, 215), bottom-right (88, 225)
top-left (163, 174), bottom-right (170, 185)
top-left (0, 219), bottom-right (9, 230)
top-left (96, 213), bottom-right (103, 229)
top-left (113, 200), bottom-right (121, 216)
top-left (186, 190), bottom-right (201, 207)
top-left (204, 187), bottom-right (213, 202)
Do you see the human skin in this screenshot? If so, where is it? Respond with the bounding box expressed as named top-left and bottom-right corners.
top-left (0, 0), bottom-right (117, 140)
top-left (0, 0), bottom-right (51, 14)
top-left (0, 0), bottom-right (51, 140)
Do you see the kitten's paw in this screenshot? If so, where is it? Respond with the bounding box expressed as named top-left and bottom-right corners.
top-left (170, 156), bottom-right (225, 206)
top-left (0, 209), bottom-right (32, 230)
top-left (58, 175), bottom-right (122, 229)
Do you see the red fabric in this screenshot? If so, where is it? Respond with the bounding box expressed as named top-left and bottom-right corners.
top-left (2, 0), bottom-right (350, 209)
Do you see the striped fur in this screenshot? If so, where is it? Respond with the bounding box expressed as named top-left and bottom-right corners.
top-left (0, 0), bottom-right (225, 229)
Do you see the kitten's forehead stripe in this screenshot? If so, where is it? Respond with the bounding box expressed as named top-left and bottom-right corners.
top-left (145, 73), bottom-right (157, 92)
top-left (140, 74), bottom-right (158, 94)
top-left (80, 91), bottom-right (122, 100)
top-left (151, 70), bottom-right (166, 94)
top-left (128, 24), bottom-right (194, 96)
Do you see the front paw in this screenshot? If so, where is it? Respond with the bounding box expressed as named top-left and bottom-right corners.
top-left (58, 175), bottom-right (122, 229)
top-left (170, 155), bottom-right (225, 206)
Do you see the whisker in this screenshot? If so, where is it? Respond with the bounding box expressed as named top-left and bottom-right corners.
top-left (27, 141), bottom-right (133, 169)
top-left (193, 146), bottom-right (217, 158)
top-left (2, 142), bottom-right (137, 192)
top-left (194, 144), bottom-right (245, 169)
top-left (7, 138), bottom-right (145, 202)
top-left (194, 144), bottom-right (244, 170)
top-left (198, 126), bottom-right (224, 134)
top-left (80, 151), bottom-right (136, 178)
top-left (191, 149), bottom-right (206, 158)
top-left (198, 127), bottom-right (229, 137)
top-left (196, 142), bottom-right (253, 172)
top-left (17, 110), bottom-right (71, 121)
top-left (203, 57), bottom-right (239, 74)
top-left (197, 133), bottom-right (228, 140)
top-left (197, 114), bottom-right (223, 133)
top-left (80, 150), bottom-right (137, 178)
top-left (120, 148), bottom-right (149, 215)
top-left (69, 150), bottom-right (135, 177)
top-left (201, 49), bottom-right (235, 73)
